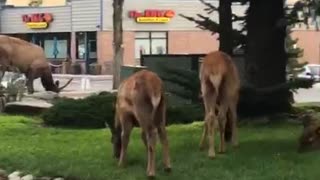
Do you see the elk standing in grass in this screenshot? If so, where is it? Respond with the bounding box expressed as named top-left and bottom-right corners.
top-left (199, 51), bottom-right (240, 158)
top-left (297, 111), bottom-right (320, 153)
top-left (0, 35), bottom-right (73, 94)
top-left (111, 70), bottom-right (171, 178)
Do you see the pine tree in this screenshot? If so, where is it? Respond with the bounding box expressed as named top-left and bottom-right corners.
top-left (285, 28), bottom-right (307, 83)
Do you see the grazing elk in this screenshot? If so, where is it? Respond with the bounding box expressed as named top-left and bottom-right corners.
top-left (199, 50), bottom-right (240, 159)
top-left (0, 35), bottom-right (73, 94)
top-left (298, 111), bottom-right (320, 153)
top-left (111, 70), bottom-right (171, 178)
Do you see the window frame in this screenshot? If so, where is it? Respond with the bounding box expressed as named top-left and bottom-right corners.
top-left (134, 31), bottom-right (168, 59)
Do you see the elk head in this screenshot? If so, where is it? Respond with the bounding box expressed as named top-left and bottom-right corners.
top-left (298, 111), bottom-right (320, 153)
top-left (53, 78), bottom-right (73, 93)
top-left (107, 92), bottom-right (121, 159)
top-left (40, 69), bottom-right (73, 93)
top-left (111, 125), bottom-right (122, 159)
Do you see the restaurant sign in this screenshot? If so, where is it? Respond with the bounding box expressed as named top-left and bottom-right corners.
top-left (22, 13), bottom-right (54, 29)
top-left (128, 9), bottom-right (175, 23)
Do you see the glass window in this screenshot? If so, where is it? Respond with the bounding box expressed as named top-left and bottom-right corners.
top-left (76, 32), bottom-right (86, 59)
top-left (135, 39), bottom-right (151, 59)
top-left (76, 32), bottom-right (97, 60)
top-left (151, 32), bottom-right (167, 38)
top-left (134, 31), bottom-right (168, 62)
top-left (135, 32), bottom-right (150, 38)
top-left (151, 39), bottom-right (166, 54)
top-left (89, 40), bottom-right (97, 59)
top-left (44, 39), bottom-right (68, 59)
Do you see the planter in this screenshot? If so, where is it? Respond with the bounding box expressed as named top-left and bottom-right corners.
top-left (7, 95), bottom-right (17, 102)
top-left (62, 61), bottom-right (71, 74)
top-left (89, 63), bottom-right (102, 75)
top-left (71, 63), bottom-right (82, 75)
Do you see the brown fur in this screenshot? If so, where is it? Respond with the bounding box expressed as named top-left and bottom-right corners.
top-left (112, 70), bottom-right (171, 178)
top-left (0, 35), bottom-right (72, 94)
top-left (199, 51), bottom-right (240, 158)
top-left (298, 112), bottom-right (320, 153)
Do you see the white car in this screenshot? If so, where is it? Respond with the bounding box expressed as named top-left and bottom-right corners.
top-left (297, 64), bottom-right (320, 81)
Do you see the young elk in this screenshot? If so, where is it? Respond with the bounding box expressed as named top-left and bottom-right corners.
top-left (111, 70), bottom-right (171, 178)
top-left (298, 111), bottom-right (320, 153)
top-left (199, 50), bottom-right (240, 159)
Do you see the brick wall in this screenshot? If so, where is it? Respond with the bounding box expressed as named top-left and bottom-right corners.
top-left (97, 30), bottom-right (220, 74)
top-left (168, 31), bottom-right (219, 54)
top-left (291, 30), bottom-right (320, 64)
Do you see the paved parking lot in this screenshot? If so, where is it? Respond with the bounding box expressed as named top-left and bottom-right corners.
top-left (8, 73), bottom-right (320, 103)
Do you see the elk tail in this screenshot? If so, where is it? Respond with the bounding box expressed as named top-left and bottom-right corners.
top-left (151, 92), bottom-right (162, 123)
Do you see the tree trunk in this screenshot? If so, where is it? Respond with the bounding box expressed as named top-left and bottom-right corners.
top-left (112, 0), bottom-right (124, 89)
top-left (244, 0), bottom-right (290, 113)
top-left (218, 0), bottom-right (233, 55)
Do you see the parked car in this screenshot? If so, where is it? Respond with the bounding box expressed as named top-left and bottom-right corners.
top-left (297, 64), bottom-right (320, 81)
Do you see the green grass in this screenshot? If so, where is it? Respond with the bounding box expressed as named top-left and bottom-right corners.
top-left (0, 115), bottom-right (319, 180)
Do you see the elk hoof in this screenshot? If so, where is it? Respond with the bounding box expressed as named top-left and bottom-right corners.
top-left (232, 142), bottom-right (239, 148)
top-left (118, 162), bottom-right (125, 168)
top-left (164, 167), bottom-right (172, 173)
top-left (208, 152), bottom-right (216, 159)
top-left (147, 174), bottom-right (155, 180)
top-left (199, 145), bottom-right (206, 151)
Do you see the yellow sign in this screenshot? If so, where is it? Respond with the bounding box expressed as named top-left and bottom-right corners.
top-left (136, 17), bottom-right (171, 23)
top-left (26, 22), bottom-right (48, 29)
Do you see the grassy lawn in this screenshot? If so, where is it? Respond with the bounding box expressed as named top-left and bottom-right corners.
top-left (0, 115), bottom-right (319, 180)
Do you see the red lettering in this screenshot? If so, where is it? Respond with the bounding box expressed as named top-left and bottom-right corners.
top-left (22, 13), bottom-right (53, 23)
top-left (129, 9), bottom-right (175, 18)
top-left (22, 15), bottom-right (29, 22)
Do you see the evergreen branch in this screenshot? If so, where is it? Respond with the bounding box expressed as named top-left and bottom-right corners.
top-left (199, 0), bottom-right (218, 14)
top-left (232, 14), bottom-right (246, 22)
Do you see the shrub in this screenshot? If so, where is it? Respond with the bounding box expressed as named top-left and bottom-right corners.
top-left (167, 104), bottom-right (204, 125)
top-left (42, 92), bottom-right (116, 128)
top-left (42, 91), bottom-right (204, 128)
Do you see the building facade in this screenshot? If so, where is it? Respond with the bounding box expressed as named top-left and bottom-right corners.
top-left (1, 0), bottom-right (318, 74)
top-left (0, 0), bottom-right (240, 74)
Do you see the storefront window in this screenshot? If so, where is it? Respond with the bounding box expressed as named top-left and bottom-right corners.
top-left (76, 32), bottom-right (97, 60)
top-left (76, 32), bottom-right (86, 59)
top-left (134, 31), bottom-right (168, 64)
top-left (44, 39), bottom-right (68, 59)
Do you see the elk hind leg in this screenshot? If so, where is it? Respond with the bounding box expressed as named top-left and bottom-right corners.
top-left (217, 103), bottom-right (228, 154)
top-left (230, 101), bottom-right (239, 148)
top-left (155, 98), bottom-right (171, 172)
top-left (118, 114), bottom-right (133, 168)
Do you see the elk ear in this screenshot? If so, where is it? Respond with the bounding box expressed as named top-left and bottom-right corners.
top-left (55, 80), bottom-right (60, 87)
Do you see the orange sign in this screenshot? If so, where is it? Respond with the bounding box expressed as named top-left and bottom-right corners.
top-left (129, 10), bottom-right (175, 23)
top-left (22, 13), bottom-right (53, 29)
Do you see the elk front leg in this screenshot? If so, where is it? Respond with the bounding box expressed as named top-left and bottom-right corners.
top-left (26, 72), bottom-right (34, 94)
top-left (118, 121), bottom-right (133, 168)
top-left (158, 125), bottom-right (171, 173)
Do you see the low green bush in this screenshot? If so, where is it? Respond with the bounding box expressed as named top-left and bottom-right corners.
top-left (167, 104), bottom-right (203, 125)
top-left (42, 91), bottom-right (203, 128)
top-left (42, 92), bottom-right (116, 128)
